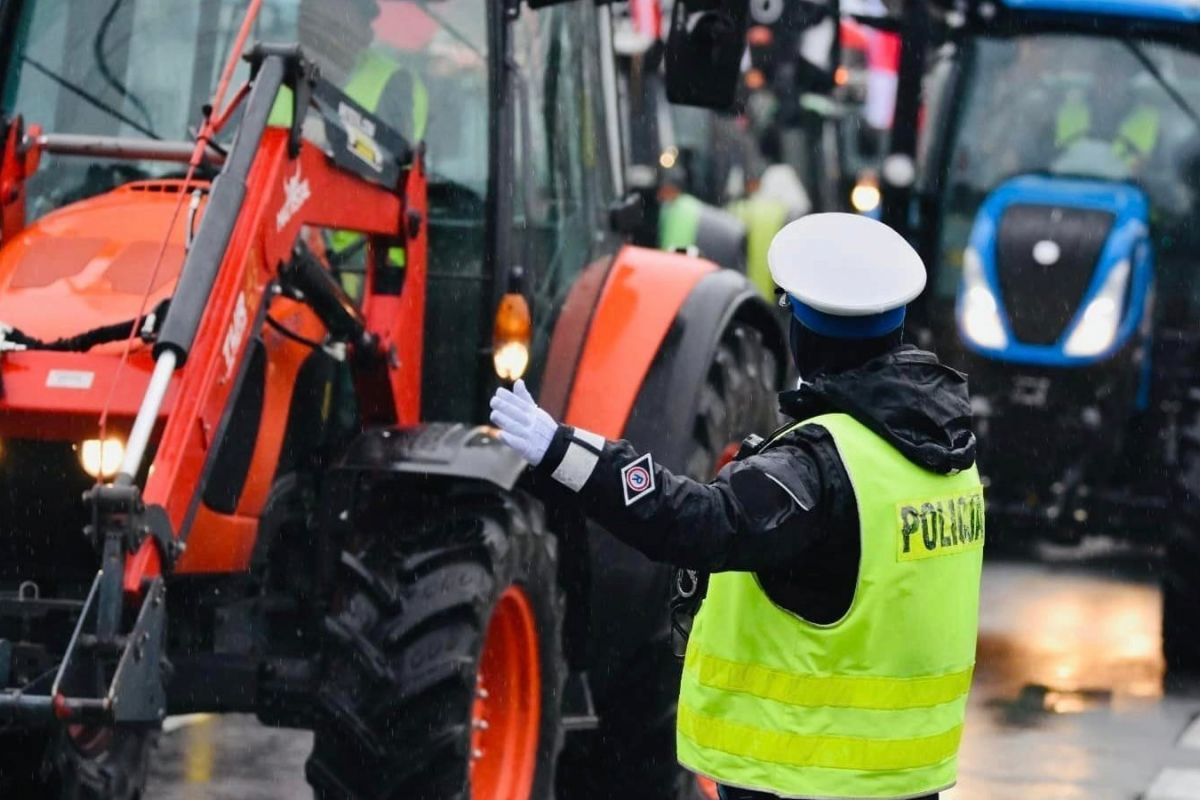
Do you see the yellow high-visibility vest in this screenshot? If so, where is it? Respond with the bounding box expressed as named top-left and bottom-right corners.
top-left (267, 49), bottom-right (428, 141)
top-left (678, 413), bottom-right (985, 799)
top-left (269, 49), bottom-right (423, 287)
top-left (727, 196), bottom-right (788, 300)
top-left (1055, 95), bottom-right (1160, 167)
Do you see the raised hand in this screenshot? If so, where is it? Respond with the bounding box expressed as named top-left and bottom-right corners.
top-left (488, 379), bottom-right (558, 466)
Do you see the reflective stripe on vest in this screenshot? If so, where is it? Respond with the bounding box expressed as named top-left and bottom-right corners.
top-left (677, 413), bottom-right (984, 800)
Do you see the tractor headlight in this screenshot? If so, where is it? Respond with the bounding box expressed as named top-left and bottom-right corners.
top-left (850, 176), bottom-right (881, 214)
top-left (79, 437), bottom-right (124, 479)
top-left (958, 247), bottom-right (1008, 349)
top-left (1062, 259), bottom-right (1129, 357)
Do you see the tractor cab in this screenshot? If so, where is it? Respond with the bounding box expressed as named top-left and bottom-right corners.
top-left (862, 0), bottom-right (1200, 669)
top-left (912, 1), bottom-right (1200, 539)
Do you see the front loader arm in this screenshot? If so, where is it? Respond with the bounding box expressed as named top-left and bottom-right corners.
top-left (124, 50), bottom-right (426, 590)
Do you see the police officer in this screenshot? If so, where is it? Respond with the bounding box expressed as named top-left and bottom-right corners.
top-left (490, 213), bottom-right (984, 800)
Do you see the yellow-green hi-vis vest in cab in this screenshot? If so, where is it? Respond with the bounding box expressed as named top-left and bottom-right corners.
top-left (1055, 95), bottom-right (1160, 168)
top-left (678, 413), bottom-right (984, 799)
top-left (267, 49), bottom-right (428, 140)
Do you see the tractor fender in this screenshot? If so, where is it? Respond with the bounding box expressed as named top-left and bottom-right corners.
top-left (624, 267), bottom-right (785, 472)
top-left (559, 244), bottom-right (715, 438)
top-left (335, 423), bottom-right (526, 490)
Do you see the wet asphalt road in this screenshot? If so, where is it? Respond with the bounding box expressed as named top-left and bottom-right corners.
top-left (146, 552), bottom-right (1200, 799)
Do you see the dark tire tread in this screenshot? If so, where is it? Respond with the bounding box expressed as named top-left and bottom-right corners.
top-left (1165, 386), bottom-right (1200, 674)
top-left (306, 487), bottom-right (566, 800)
top-left (0, 728), bottom-right (155, 800)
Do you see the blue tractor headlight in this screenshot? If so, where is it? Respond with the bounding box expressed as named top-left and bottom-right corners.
top-left (958, 247), bottom-right (1009, 349)
top-left (1062, 259), bottom-right (1129, 357)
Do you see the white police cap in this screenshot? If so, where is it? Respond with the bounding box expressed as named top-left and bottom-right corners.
top-left (768, 213), bottom-right (926, 325)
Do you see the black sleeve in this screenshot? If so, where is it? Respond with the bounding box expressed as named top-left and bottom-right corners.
top-left (527, 424), bottom-right (837, 573)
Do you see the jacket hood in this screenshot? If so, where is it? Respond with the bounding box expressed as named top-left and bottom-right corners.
top-left (778, 345), bottom-right (977, 474)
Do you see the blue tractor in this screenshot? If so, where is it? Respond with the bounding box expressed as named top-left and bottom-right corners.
top-left (872, 0), bottom-right (1200, 670)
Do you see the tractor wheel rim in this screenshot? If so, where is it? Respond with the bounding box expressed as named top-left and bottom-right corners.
top-left (470, 585), bottom-right (540, 800)
top-left (696, 775), bottom-right (720, 800)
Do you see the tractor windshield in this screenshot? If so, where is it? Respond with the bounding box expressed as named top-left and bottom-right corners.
top-left (933, 32), bottom-right (1200, 314)
top-left (2, 0), bottom-right (489, 221)
top-left (0, 0), bottom-right (288, 219)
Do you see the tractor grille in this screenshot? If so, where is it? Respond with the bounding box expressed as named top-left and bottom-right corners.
top-left (995, 205), bottom-right (1115, 345)
top-left (0, 440), bottom-right (97, 586)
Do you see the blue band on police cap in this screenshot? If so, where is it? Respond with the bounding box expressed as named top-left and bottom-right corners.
top-left (790, 297), bottom-right (906, 338)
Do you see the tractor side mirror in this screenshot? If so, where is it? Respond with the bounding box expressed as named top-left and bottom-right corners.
top-left (742, 0), bottom-right (842, 97)
top-left (609, 191), bottom-right (645, 235)
top-left (664, 0), bottom-right (750, 110)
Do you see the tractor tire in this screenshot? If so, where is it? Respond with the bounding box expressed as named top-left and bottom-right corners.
top-left (0, 727), bottom-right (155, 800)
top-left (559, 322), bottom-right (780, 800)
top-left (306, 486), bottom-right (566, 800)
top-left (1164, 386), bottom-right (1200, 674)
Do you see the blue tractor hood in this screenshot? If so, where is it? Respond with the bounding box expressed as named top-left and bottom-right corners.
top-left (955, 174), bottom-right (1153, 368)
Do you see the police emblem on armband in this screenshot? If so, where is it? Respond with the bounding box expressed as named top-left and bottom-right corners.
top-left (621, 453), bottom-right (656, 506)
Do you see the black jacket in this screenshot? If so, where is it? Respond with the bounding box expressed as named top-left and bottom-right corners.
top-left (530, 346), bottom-right (977, 624)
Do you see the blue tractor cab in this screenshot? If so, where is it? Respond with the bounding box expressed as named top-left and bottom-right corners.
top-left (874, 0), bottom-right (1200, 670)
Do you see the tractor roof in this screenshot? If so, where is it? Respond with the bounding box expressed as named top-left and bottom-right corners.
top-left (1000, 0), bottom-right (1200, 23)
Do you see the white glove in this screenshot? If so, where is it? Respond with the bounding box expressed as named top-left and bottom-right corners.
top-left (489, 379), bottom-right (558, 466)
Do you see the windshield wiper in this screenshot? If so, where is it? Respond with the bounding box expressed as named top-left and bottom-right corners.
top-left (95, 0), bottom-right (157, 137)
top-left (1122, 39), bottom-right (1200, 130)
top-left (21, 55), bottom-right (160, 140)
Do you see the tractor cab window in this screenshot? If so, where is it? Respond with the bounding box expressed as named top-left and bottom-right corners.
top-left (0, 0), bottom-right (284, 220)
top-left (2, 0), bottom-right (490, 231)
top-left (916, 46), bottom-right (955, 189)
top-left (249, 0), bottom-right (492, 296)
top-left (368, 1), bottom-right (489, 201)
top-left (315, 0), bottom-right (490, 279)
top-left (934, 33), bottom-right (1200, 319)
top-left (364, 0), bottom-right (491, 422)
top-left (510, 4), bottom-right (616, 359)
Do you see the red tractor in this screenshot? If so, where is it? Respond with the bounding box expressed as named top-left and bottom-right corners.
top-left (0, 0), bottom-right (781, 797)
